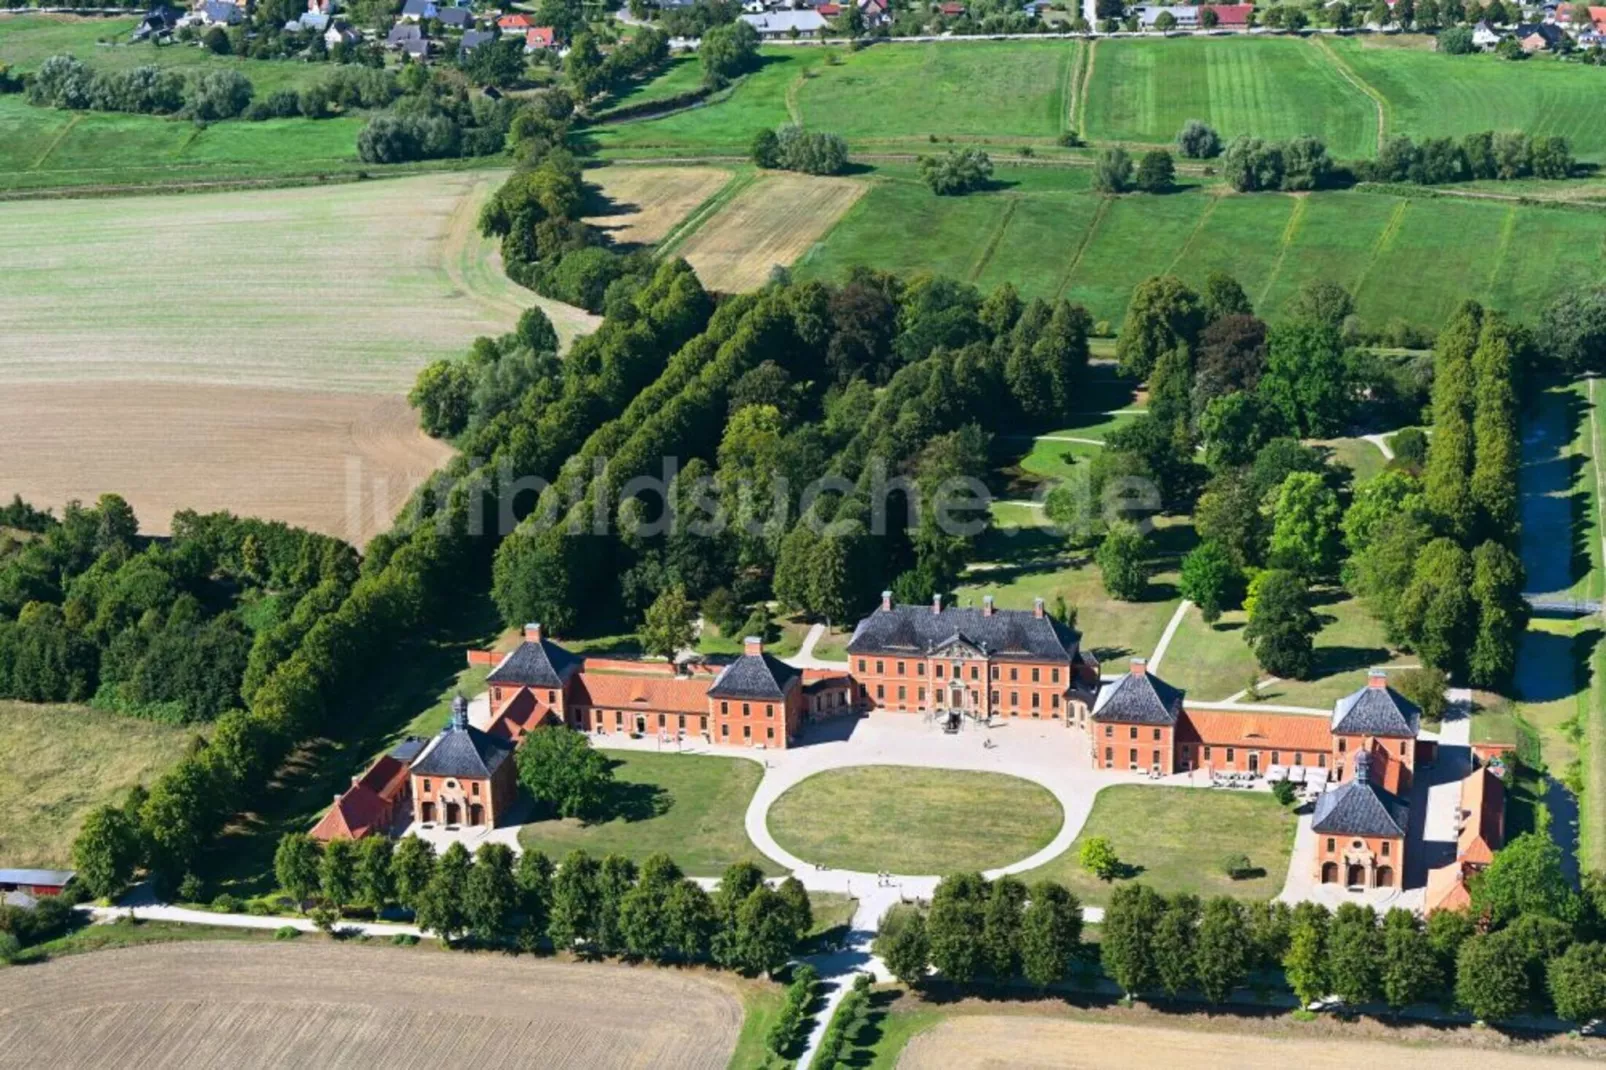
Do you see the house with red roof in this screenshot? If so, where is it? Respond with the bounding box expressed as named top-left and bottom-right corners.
top-left (310, 741), bottom-right (424, 841)
top-left (525, 25), bottom-right (557, 49)
top-left (1205, 3), bottom-right (1253, 26)
top-left (497, 12), bottom-right (531, 28)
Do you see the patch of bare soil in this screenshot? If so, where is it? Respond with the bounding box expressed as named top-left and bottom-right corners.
top-left (900, 1014), bottom-right (1606, 1069)
top-left (0, 382), bottom-right (452, 544)
top-left (0, 941), bottom-right (743, 1069)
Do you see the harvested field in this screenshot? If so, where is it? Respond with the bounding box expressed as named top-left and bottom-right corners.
top-left (0, 171), bottom-right (597, 541)
top-left (0, 941), bottom-right (744, 1068)
top-left (677, 173), bottom-right (865, 293)
top-left (0, 172), bottom-right (584, 389)
top-left (586, 165), bottom-right (733, 247)
top-left (0, 383), bottom-right (451, 544)
top-left (899, 1017), bottom-right (1603, 1069)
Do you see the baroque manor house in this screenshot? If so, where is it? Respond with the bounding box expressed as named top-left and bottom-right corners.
top-left (317, 591), bottom-right (1489, 894)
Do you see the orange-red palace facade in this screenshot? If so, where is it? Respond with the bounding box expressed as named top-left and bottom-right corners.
top-left (320, 593), bottom-right (1434, 894)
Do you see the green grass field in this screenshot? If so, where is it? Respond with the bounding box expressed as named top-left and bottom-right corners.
top-left (1020, 784), bottom-right (1298, 906)
top-left (0, 14), bottom-right (330, 94)
top-left (796, 41), bottom-right (1077, 143)
top-left (1081, 37), bottom-right (1378, 158)
top-left (1332, 36), bottom-right (1606, 162)
top-left (767, 765), bottom-right (1063, 874)
top-left (0, 699), bottom-right (197, 867)
top-left (797, 164), bottom-right (1606, 333)
top-left (517, 751), bottom-right (779, 876)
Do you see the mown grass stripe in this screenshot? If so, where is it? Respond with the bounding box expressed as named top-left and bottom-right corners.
top-left (968, 197), bottom-right (1019, 283)
top-left (1352, 199), bottom-right (1409, 297)
top-left (1054, 195), bottom-right (1112, 301)
top-left (28, 113), bottom-right (81, 172)
top-left (655, 169), bottom-right (755, 258)
top-left (1257, 193), bottom-right (1308, 310)
top-left (1165, 192), bottom-right (1220, 276)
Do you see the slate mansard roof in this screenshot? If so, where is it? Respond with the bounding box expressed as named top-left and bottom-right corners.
top-left (1312, 752), bottom-right (1409, 838)
top-left (487, 635), bottom-right (582, 689)
top-left (1090, 664), bottom-right (1184, 726)
top-left (1331, 677), bottom-right (1421, 738)
top-left (708, 650), bottom-right (802, 701)
top-left (411, 705), bottom-right (515, 780)
top-left (846, 603), bottom-right (1079, 663)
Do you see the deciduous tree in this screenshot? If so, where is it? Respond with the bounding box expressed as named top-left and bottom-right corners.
top-left (516, 726), bottom-right (615, 819)
top-left (1194, 896), bottom-right (1250, 1003)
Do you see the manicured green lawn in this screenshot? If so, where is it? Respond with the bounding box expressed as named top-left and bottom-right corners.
top-left (1332, 35), bottom-right (1606, 162)
top-left (767, 766), bottom-right (1063, 874)
top-left (590, 55), bottom-right (705, 117)
top-left (1081, 37), bottom-right (1378, 158)
top-left (1020, 784), bottom-right (1298, 906)
top-left (1155, 606), bottom-right (1260, 704)
top-left (1315, 436), bottom-right (1389, 485)
top-left (0, 699), bottom-right (196, 868)
top-left (518, 751), bottom-right (780, 876)
top-left (798, 165), bottom-right (1606, 334)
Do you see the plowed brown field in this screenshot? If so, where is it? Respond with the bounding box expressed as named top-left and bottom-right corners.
top-left (0, 941), bottom-right (743, 1069)
top-left (899, 1016), bottom-right (1602, 1069)
top-left (0, 172), bottom-right (596, 542)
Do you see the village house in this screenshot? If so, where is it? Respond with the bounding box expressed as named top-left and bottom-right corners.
top-left (846, 593), bottom-right (1099, 726)
top-left (525, 26), bottom-right (558, 50)
top-left (739, 9), bottom-right (829, 35)
top-left (0, 869), bottom-right (75, 910)
top-left (1515, 20), bottom-right (1567, 47)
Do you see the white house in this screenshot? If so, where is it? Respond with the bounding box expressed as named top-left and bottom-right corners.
top-left (1136, 3), bottom-right (1199, 26)
top-left (1472, 18), bottom-right (1503, 44)
top-left (739, 9), bottom-right (828, 35)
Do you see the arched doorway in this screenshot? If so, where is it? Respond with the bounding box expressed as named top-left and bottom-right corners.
top-left (445, 802), bottom-right (461, 826)
top-left (1375, 865), bottom-right (1394, 888)
top-left (635, 715), bottom-right (646, 736)
top-left (421, 802), bottom-right (435, 824)
top-left (1346, 863), bottom-right (1367, 889)
top-left (469, 803), bottom-right (484, 826)
top-left (1321, 861), bottom-right (1339, 884)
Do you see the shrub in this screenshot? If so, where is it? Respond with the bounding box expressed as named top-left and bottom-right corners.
top-left (1079, 836), bottom-right (1120, 880)
top-left (1222, 853), bottom-right (1253, 879)
top-left (1437, 25), bottom-right (1475, 53)
top-left (274, 925), bottom-right (301, 940)
top-left (1177, 119), bottom-right (1222, 159)
top-left (246, 899), bottom-right (273, 916)
top-left (917, 147), bottom-right (993, 195)
top-left (210, 893), bottom-right (242, 914)
top-left (1091, 146), bottom-right (1133, 193)
top-left (0, 930), bottom-right (20, 963)
top-left (1271, 779), bottom-right (1298, 806)
top-left (1135, 149), bottom-right (1175, 193)
top-left (392, 933), bottom-right (420, 946)
top-left (765, 125), bottom-right (850, 175)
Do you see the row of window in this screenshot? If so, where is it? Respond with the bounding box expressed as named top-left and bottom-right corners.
top-left (1104, 747), bottom-right (1164, 769)
top-left (419, 779), bottom-right (481, 797)
top-left (856, 659), bottom-right (1062, 684)
top-left (874, 684), bottom-right (1062, 709)
top-left (717, 701), bottom-right (777, 718)
top-left (1184, 746), bottom-right (1329, 768)
top-left (1103, 725), bottom-right (1165, 741)
top-left (1325, 837), bottom-right (1391, 857)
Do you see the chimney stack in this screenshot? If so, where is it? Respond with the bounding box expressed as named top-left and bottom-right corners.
top-left (1130, 657), bottom-right (1147, 677)
top-left (881, 590), bottom-right (893, 612)
top-left (525, 622), bottom-right (544, 643)
top-left (1033, 597), bottom-right (1045, 619)
top-left (744, 635), bottom-right (764, 657)
top-left (983, 594), bottom-right (995, 617)
top-left (1367, 668), bottom-right (1387, 689)
top-left (932, 593), bottom-right (943, 615)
